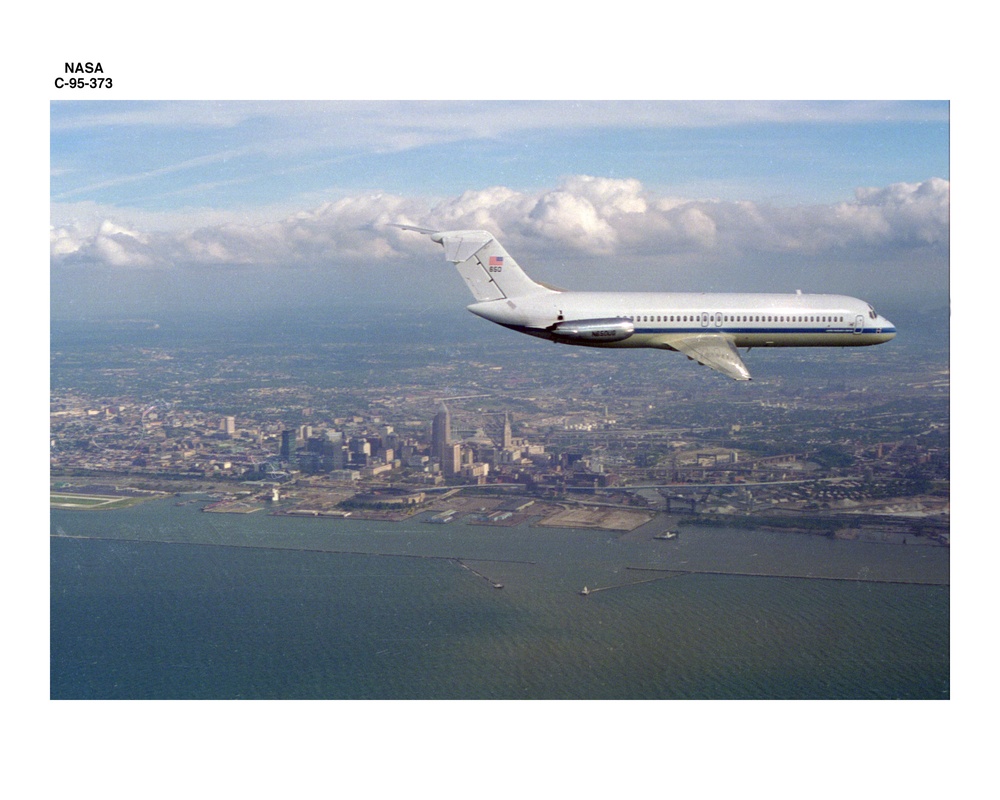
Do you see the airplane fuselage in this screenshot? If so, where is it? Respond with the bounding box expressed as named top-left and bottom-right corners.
top-left (396, 226), bottom-right (896, 380)
top-left (469, 290), bottom-right (896, 349)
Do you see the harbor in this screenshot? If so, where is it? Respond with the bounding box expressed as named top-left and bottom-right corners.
top-left (52, 493), bottom-right (949, 699)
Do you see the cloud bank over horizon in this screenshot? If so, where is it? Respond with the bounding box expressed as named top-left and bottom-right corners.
top-left (51, 175), bottom-right (949, 308)
top-left (50, 100), bottom-right (949, 314)
top-left (51, 174), bottom-right (948, 266)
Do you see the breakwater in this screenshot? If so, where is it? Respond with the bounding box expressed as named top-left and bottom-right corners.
top-left (626, 565), bottom-right (948, 586)
top-left (50, 532), bottom-right (536, 567)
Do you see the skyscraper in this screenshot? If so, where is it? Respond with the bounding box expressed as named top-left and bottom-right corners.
top-left (443, 442), bottom-right (461, 476)
top-left (280, 429), bottom-right (293, 461)
top-left (432, 404), bottom-right (451, 461)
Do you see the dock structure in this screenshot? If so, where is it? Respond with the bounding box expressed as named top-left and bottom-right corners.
top-left (426, 509), bottom-right (458, 524)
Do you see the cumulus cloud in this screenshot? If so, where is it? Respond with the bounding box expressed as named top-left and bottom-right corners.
top-left (525, 191), bottom-right (618, 252)
top-left (849, 177), bottom-right (950, 246)
top-left (51, 219), bottom-right (157, 268)
top-left (51, 176), bottom-right (949, 272)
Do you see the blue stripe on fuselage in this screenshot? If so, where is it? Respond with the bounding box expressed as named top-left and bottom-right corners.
top-left (493, 321), bottom-right (896, 339)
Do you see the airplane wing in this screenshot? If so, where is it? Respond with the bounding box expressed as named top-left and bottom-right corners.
top-left (649, 334), bottom-right (752, 381)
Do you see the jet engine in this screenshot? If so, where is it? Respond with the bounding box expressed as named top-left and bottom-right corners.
top-left (548, 317), bottom-right (635, 343)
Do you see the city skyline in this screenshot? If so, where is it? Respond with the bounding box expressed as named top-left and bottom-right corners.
top-left (50, 307), bottom-right (949, 521)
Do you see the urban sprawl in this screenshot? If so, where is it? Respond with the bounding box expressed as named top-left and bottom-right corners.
top-left (50, 328), bottom-right (949, 544)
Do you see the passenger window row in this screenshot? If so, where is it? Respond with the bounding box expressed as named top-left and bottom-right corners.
top-left (627, 314), bottom-right (846, 323)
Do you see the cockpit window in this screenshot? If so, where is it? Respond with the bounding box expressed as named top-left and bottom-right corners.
top-left (868, 304), bottom-right (877, 320)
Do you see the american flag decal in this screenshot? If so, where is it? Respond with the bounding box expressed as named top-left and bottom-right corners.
top-left (489, 256), bottom-right (504, 266)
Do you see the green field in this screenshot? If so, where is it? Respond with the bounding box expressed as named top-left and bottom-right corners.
top-left (50, 493), bottom-right (146, 510)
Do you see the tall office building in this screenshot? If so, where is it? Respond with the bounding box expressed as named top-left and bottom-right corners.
top-left (432, 404), bottom-right (451, 458)
top-left (280, 429), bottom-right (294, 461)
top-left (443, 442), bottom-right (462, 476)
top-left (485, 411), bottom-right (513, 450)
top-left (434, 404), bottom-right (467, 475)
top-left (322, 439), bottom-right (347, 471)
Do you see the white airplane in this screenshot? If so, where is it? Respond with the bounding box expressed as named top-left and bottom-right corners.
top-left (396, 226), bottom-right (896, 381)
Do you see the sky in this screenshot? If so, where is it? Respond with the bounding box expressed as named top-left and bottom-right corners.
top-left (50, 100), bottom-right (950, 319)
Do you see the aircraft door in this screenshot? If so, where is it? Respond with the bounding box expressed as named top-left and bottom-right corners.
top-left (854, 314), bottom-right (864, 334)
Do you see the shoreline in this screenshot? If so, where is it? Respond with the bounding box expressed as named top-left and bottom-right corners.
top-left (50, 482), bottom-right (949, 545)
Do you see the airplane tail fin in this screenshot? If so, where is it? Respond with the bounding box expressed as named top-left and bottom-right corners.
top-left (395, 226), bottom-right (558, 302)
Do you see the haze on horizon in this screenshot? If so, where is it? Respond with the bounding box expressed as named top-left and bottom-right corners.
top-left (51, 101), bottom-right (949, 321)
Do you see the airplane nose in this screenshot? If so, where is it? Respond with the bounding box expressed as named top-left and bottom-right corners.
top-left (880, 316), bottom-right (896, 338)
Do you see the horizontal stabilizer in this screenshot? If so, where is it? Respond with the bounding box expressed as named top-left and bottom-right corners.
top-left (393, 223), bottom-right (438, 235)
top-left (439, 231), bottom-right (495, 264)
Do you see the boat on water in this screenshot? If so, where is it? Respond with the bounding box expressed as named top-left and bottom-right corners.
top-left (579, 586), bottom-right (590, 596)
top-left (654, 531), bottom-right (679, 540)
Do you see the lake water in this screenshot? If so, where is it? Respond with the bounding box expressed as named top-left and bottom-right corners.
top-left (50, 498), bottom-right (949, 699)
